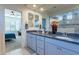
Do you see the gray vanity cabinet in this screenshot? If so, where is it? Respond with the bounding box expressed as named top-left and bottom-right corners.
top-left (27, 32), bottom-right (79, 55)
top-left (45, 37), bottom-right (79, 55)
top-left (37, 36), bottom-right (45, 55)
top-left (45, 38), bottom-right (62, 55)
top-left (27, 33), bottom-right (36, 52)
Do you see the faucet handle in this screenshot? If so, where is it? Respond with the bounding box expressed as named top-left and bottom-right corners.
top-left (63, 32), bottom-right (67, 36)
top-left (65, 33), bottom-right (68, 36)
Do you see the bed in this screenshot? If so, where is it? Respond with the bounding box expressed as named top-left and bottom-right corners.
top-left (5, 32), bottom-right (16, 41)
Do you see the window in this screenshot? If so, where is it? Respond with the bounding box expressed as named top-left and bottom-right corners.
top-left (5, 16), bottom-right (21, 32)
top-left (5, 9), bottom-right (21, 32)
top-left (67, 12), bottom-right (72, 20)
top-left (57, 15), bottom-right (63, 21)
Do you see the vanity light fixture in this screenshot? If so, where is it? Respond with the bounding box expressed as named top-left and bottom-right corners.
top-left (40, 8), bottom-right (44, 11)
top-left (11, 11), bottom-right (14, 15)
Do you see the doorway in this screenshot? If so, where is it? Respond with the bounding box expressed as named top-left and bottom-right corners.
top-left (5, 9), bottom-right (22, 53)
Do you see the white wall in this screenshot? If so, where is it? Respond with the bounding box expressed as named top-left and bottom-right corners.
top-left (21, 8), bottom-right (28, 48)
top-left (0, 6), bottom-right (5, 55)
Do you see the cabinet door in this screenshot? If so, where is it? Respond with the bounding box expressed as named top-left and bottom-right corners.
top-left (45, 37), bottom-right (79, 53)
top-left (37, 36), bottom-right (45, 55)
top-left (37, 47), bottom-right (44, 55)
top-left (62, 48), bottom-right (78, 55)
top-left (31, 35), bottom-right (36, 52)
top-left (27, 33), bottom-right (36, 51)
top-left (56, 47), bottom-right (63, 55)
top-left (27, 33), bottom-right (31, 48)
top-left (37, 36), bottom-right (44, 49)
top-left (45, 38), bottom-right (64, 55)
top-left (45, 41), bottom-right (58, 55)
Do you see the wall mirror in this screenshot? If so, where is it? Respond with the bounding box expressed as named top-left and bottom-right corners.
top-left (34, 15), bottom-right (39, 28)
top-left (28, 13), bottom-right (34, 27)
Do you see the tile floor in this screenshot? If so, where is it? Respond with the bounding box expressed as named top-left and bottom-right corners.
top-left (5, 36), bottom-right (21, 53)
top-left (6, 48), bottom-right (36, 55)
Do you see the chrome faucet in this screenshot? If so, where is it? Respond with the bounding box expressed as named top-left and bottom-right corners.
top-left (63, 32), bottom-right (68, 37)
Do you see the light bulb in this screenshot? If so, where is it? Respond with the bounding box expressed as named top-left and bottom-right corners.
top-left (33, 4), bottom-right (36, 8)
top-left (40, 8), bottom-right (44, 11)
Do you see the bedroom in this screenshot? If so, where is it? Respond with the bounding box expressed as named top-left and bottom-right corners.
top-left (5, 9), bottom-right (22, 53)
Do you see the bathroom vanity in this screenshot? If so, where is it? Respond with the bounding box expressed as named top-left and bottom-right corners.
top-left (26, 31), bottom-right (79, 55)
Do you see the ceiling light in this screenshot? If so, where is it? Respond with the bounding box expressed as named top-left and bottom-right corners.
top-left (40, 8), bottom-right (44, 11)
top-left (53, 6), bottom-right (56, 8)
top-left (33, 4), bottom-right (36, 8)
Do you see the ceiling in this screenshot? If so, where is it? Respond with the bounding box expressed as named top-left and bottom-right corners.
top-left (2, 4), bottom-right (79, 16)
top-left (25, 4), bottom-right (79, 16)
